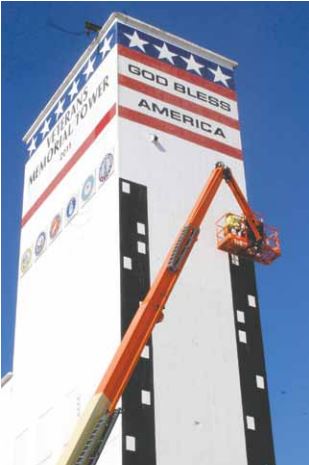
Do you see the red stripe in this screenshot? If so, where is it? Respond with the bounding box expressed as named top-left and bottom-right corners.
top-left (119, 106), bottom-right (242, 160)
top-left (118, 44), bottom-right (237, 101)
top-left (22, 104), bottom-right (116, 227)
top-left (119, 74), bottom-right (239, 130)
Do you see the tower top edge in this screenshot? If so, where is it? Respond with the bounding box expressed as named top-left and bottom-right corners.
top-left (1, 371), bottom-right (13, 387)
top-left (112, 12), bottom-right (238, 68)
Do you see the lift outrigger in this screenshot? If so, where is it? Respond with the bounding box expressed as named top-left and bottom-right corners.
top-left (56, 162), bottom-right (280, 465)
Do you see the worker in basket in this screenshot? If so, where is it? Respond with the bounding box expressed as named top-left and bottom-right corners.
top-left (245, 217), bottom-right (265, 254)
top-left (224, 213), bottom-right (244, 237)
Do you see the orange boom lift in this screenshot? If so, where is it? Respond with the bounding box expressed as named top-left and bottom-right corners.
top-left (56, 162), bottom-right (280, 465)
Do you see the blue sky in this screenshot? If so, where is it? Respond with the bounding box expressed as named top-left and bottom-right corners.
top-left (2, 2), bottom-right (309, 464)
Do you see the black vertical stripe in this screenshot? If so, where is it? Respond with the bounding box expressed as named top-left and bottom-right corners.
top-left (119, 178), bottom-right (157, 465)
top-left (229, 255), bottom-right (276, 465)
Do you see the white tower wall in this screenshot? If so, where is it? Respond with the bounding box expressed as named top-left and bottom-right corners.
top-left (3, 13), bottom-right (276, 465)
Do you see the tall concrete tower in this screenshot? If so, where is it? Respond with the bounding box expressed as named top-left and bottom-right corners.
top-left (3, 13), bottom-right (276, 465)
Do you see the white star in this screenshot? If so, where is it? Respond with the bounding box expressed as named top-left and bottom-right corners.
top-left (54, 99), bottom-right (64, 120)
top-left (124, 30), bottom-right (148, 52)
top-left (154, 42), bottom-right (177, 64)
top-left (208, 65), bottom-right (231, 87)
top-left (68, 80), bottom-right (79, 101)
top-left (40, 119), bottom-right (51, 139)
top-left (83, 57), bottom-right (95, 81)
top-left (100, 35), bottom-right (112, 59)
top-left (27, 137), bottom-right (37, 156)
top-left (181, 54), bottom-right (204, 75)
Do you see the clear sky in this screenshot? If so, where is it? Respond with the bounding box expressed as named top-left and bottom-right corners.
top-left (2, 2), bottom-right (309, 464)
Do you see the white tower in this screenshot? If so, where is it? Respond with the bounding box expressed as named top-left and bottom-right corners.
top-left (3, 13), bottom-right (276, 465)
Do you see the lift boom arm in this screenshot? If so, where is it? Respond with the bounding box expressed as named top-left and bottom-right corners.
top-left (56, 162), bottom-right (263, 465)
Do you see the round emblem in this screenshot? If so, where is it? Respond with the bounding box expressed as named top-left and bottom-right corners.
top-left (66, 196), bottom-right (77, 219)
top-left (81, 175), bottom-right (95, 201)
top-left (99, 153), bottom-right (114, 183)
top-left (21, 248), bottom-right (32, 273)
top-left (50, 214), bottom-right (62, 239)
top-left (35, 231), bottom-right (46, 256)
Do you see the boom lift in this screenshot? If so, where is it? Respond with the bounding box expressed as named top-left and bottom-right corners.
top-left (56, 162), bottom-right (280, 465)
